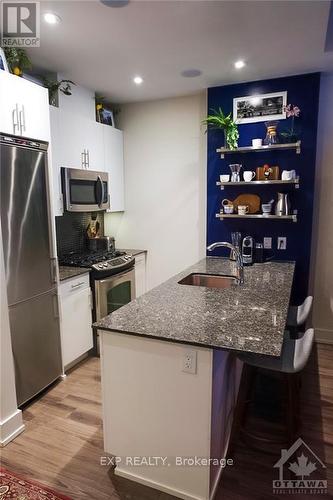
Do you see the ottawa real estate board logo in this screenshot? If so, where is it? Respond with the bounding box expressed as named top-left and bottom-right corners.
top-left (273, 438), bottom-right (327, 494)
top-left (1, 1), bottom-right (40, 47)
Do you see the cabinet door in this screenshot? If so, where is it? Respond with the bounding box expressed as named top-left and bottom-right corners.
top-left (59, 284), bottom-right (93, 367)
top-left (0, 71), bottom-right (26, 135)
top-left (103, 126), bottom-right (125, 212)
top-left (0, 71), bottom-right (50, 141)
top-left (135, 253), bottom-right (146, 298)
top-left (85, 120), bottom-right (104, 170)
top-left (56, 109), bottom-right (87, 169)
top-left (18, 78), bottom-right (50, 142)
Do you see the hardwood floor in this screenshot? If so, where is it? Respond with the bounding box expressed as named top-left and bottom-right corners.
top-left (1, 343), bottom-right (332, 499)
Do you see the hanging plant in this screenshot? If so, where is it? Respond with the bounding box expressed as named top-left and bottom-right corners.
top-left (3, 47), bottom-right (32, 76)
top-left (202, 108), bottom-right (239, 150)
top-left (42, 78), bottom-right (76, 106)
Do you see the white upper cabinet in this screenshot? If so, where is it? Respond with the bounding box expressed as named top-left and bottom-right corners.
top-left (0, 71), bottom-right (50, 142)
top-left (85, 120), bottom-right (105, 171)
top-left (103, 125), bottom-right (125, 212)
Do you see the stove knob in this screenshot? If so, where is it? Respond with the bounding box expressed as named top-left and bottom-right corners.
top-left (98, 264), bottom-right (103, 269)
top-left (103, 263), bottom-right (108, 268)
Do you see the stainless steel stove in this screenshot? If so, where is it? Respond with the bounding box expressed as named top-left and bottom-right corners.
top-left (59, 250), bottom-right (135, 277)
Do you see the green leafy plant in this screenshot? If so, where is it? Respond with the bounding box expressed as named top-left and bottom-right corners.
top-left (3, 47), bottom-right (32, 75)
top-left (202, 108), bottom-right (239, 150)
top-left (42, 78), bottom-right (76, 106)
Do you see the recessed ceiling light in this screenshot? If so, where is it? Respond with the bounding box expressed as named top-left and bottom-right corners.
top-left (234, 60), bottom-right (246, 69)
top-left (43, 12), bottom-right (61, 24)
top-left (133, 76), bottom-right (143, 85)
top-left (181, 69), bottom-right (202, 78)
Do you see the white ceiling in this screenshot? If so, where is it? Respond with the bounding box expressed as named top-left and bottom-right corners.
top-left (28, 0), bottom-right (333, 103)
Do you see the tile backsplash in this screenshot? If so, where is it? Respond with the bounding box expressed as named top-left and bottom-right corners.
top-left (56, 212), bottom-right (105, 256)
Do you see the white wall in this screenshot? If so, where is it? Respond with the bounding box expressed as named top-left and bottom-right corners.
top-left (310, 73), bottom-right (333, 343)
top-left (0, 220), bottom-right (24, 446)
top-left (104, 92), bottom-right (207, 290)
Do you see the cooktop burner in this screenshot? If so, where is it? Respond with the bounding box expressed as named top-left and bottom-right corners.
top-left (59, 250), bottom-right (126, 268)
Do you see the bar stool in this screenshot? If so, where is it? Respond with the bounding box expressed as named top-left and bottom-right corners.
top-left (234, 328), bottom-right (314, 451)
top-left (287, 295), bottom-right (313, 328)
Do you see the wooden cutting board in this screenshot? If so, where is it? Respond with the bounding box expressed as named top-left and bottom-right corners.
top-left (233, 194), bottom-right (261, 214)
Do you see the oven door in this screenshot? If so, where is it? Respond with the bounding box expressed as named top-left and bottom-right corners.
top-left (62, 167), bottom-right (110, 212)
top-left (95, 268), bottom-right (136, 321)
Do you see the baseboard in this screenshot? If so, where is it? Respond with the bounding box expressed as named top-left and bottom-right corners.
top-left (0, 409), bottom-right (25, 447)
top-left (115, 467), bottom-right (205, 500)
top-left (315, 328), bottom-right (333, 344)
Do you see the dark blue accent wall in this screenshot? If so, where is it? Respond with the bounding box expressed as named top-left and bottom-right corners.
top-left (207, 73), bottom-right (320, 302)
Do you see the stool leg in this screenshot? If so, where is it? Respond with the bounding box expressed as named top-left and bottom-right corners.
top-left (228, 363), bottom-right (256, 456)
top-left (286, 373), bottom-right (299, 446)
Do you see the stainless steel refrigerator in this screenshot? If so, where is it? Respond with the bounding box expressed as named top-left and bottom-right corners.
top-left (0, 134), bottom-right (62, 406)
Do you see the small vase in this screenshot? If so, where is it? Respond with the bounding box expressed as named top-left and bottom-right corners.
top-left (264, 121), bottom-right (279, 145)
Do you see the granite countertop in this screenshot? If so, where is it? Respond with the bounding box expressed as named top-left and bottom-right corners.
top-left (59, 266), bottom-right (90, 282)
top-left (95, 258), bottom-right (295, 357)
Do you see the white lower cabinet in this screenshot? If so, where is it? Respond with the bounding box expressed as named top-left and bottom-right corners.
top-left (134, 252), bottom-right (146, 298)
top-left (59, 274), bottom-right (93, 369)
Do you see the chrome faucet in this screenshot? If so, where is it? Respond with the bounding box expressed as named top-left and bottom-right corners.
top-left (207, 241), bottom-right (244, 285)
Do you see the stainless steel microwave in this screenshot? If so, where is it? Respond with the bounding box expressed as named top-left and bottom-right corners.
top-left (61, 168), bottom-right (110, 212)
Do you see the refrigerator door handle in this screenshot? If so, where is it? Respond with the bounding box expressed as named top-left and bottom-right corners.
top-left (50, 258), bottom-right (58, 283)
top-left (52, 293), bottom-right (60, 319)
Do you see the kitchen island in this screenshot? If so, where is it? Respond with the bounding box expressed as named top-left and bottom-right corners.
top-left (95, 258), bottom-right (295, 500)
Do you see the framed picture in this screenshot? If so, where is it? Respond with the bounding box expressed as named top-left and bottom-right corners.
top-left (98, 107), bottom-right (115, 127)
top-left (0, 48), bottom-right (9, 72)
top-left (233, 91), bottom-right (287, 124)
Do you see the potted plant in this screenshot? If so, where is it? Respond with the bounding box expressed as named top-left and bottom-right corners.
top-left (42, 78), bottom-right (76, 106)
top-left (202, 108), bottom-right (239, 150)
top-left (280, 104), bottom-right (301, 143)
top-left (3, 47), bottom-right (32, 76)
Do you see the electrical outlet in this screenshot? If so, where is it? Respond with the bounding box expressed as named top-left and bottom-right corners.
top-left (278, 237), bottom-right (287, 250)
top-left (263, 237), bottom-right (272, 249)
top-left (182, 350), bottom-right (197, 374)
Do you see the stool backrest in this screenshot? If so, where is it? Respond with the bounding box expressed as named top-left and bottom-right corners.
top-left (297, 296), bottom-right (313, 326)
top-left (293, 328), bottom-right (314, 372)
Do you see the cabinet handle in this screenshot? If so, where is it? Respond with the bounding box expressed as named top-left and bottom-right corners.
top-left (12, 105), bottom-right (19, 134)
top-left (86, 149), bottom-right (90, 168)
top-left (81, 151), bottom-right (85, 168)
top-left (19, 105), bottom-right (26, 134)
top-left (71, 281), bottom-right (86, 289)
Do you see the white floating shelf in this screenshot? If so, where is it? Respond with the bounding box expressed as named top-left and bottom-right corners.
top-left (215, 213), bottom-right (297, 223)
top-left (216, 141), bottom-right (301, 158)
top-left (216, 178), bottom-right (300, 190)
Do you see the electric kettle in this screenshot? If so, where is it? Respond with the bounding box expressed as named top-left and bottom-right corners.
top-left (275, 193), bottom-right (290, 216)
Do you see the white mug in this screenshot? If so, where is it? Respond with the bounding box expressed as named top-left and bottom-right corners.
top-left (238, 205), bottom-right (249, 215)
top-left (252, 138), bottom-right (262, 148)
top-left (220, 174), bottom-right (230, 183)
top-left (243, 171), bottom-right (256, 182)
top-left (223, 205), bottom-right (234, 214)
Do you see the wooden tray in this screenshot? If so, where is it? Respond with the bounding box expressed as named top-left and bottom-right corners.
top-left (232, 194), bottom-right (261, 214)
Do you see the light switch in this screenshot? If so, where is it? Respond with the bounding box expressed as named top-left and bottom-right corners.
top-left (263, 237), bottom-right (272, 249)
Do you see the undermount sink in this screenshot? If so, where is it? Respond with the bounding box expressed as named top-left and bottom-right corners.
top-left (178, 273), bottom-right (237, 289)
